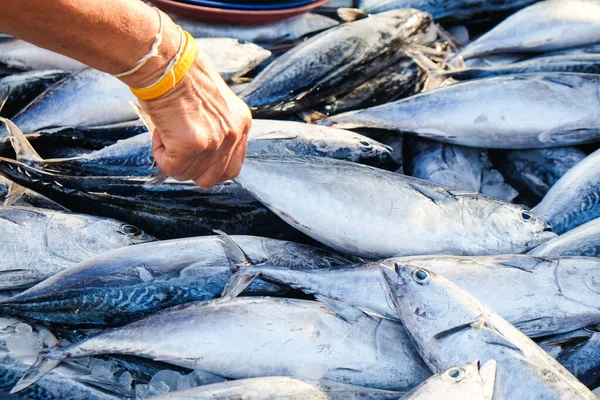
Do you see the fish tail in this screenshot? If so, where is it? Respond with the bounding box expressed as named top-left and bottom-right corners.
top-left (10, 347), bottom-right (66, 394)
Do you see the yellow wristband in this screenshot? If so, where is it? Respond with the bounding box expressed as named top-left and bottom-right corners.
top-left (130, 30), bottom-right (197, 101)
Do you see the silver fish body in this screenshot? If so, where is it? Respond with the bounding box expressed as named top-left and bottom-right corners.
top-left (149, 377), bottom-right (404, 400)
top-left (533, 148), bottom-right (600, 234)
top-left (195, 38), bottom-right (271, 81)
top-left (0, 70), bottom-right (68, 118)
top-left (0, 39), bottom-right (85, 72)
top-left (232, 254), bottom-right (600, 337)
top-left (458, 0), bottom-right (600, 59)
top-left (236, 155), bottom-right (554, 258)
top-left (321, 73), bottom-right (600, 149)
top-left (0, 206), bottom-right (154, 289)
top-left (528, 217), bottom-right (600, 257)
top-left (0, 235), bottom-right (350, 325)
top-left (380, 263), bottom-right (596, 399)
top-left (12, 297), bottom-right (432, 393)
top-left (241, 9), bottom-right (435, 117)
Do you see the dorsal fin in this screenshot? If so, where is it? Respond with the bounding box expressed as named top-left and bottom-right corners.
top-left (337, 8), bottom-right (368, 22)
top-left (0, 117), bottom-right (43, 163)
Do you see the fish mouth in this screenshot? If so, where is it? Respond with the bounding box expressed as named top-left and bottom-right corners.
top-left (535, 230), bottom-right (558, 244)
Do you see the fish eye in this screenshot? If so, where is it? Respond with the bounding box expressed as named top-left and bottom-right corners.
top-left (358, 140), bottom-right (373, 150)
top-left (521, 210), bottom-right (533, 221)
top-left (412, 269), bottom-right (431, 284)
top-left (119, 224), bottom-right (141, 236)
top-left (446, 367), bottom-right (465, 382)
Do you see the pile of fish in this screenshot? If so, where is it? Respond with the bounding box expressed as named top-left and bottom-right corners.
top-left (1, 0), bottom-right (600, 398)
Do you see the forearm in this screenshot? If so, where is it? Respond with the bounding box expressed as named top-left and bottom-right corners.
top-left (0, 0), bottom-right (180, 87)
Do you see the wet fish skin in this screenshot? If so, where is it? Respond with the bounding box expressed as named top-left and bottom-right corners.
top-left (12, 298), bottom-right (432, 393)
top-left (149, 376), bottom-right (404, 400)
top-left (538, 326), bottom-right (600, 388)
top-left (229, 253), bottom-right (600, 337)
top-left (236, 155), bottom-right (555, 258)
top-left (11, 119), bottom-right (394, 176)
top-left (380, 263), bottom-right (596, 399)
top-left (316, 58), bottom-right (422, 116)
top-left (0, 39), bottom-right (85, 72)
top-left (449, 54), bottom-right (600, 81)
top-left (321, 73), bottom-right (600, 149)
top-left (241, 9), bottom-right (435, 117)
top-left (0, 158), bottom-right (297, 240)
top-left (359, 0), bottom-right (540, 23)
top-left (528, 217), bottom-right (600, 257)
top-left (0, 206), bottom-right (154, 289)
top-left (195, 38), bottom-right (271, 81)
top-left (403, 360), bottom-right (496, 400)
top-left (490, 147), bottom-right (587, 201)
top-left (0, 235), bottom-right (350, 325)
top-left (11, 68), bottom-right (138, 135)
top-left (533, 148), bottom-right (600, 234)
top-left (172, 13), bottom-right (339, 45)
top-left (0, 70), bottom-right (68, 119)
top-left (457, 0), bottom-right (600, 60)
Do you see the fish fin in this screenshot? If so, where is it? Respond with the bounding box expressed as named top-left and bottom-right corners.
top-left (0, 117), bottom-right (43, 163)
top-left (479, 359), bottom-right (497, 400)
top-left (10, 348), bottom-right (66, 394)
top-left (230, 76), bottom-right (252, 84)
top-left (251, 131), bottom-right (299, 141)
top-left (0, 87), bottom-right (9, 114)
top-left (337, 8), bottom-right (368, 22)
top-left (299, 110), bottom-right (328, 124)
top-left (405, 50), bottom-right (447, 91)
top-left (474, 319), bottom-right (523, 354)
top-left (145, 170), bottom-right (168, 187)
top-left (543, 335), bottom-right (590, 350)
top-left (409, 182), bottom-right (456, 204)
top-left (4, 181), bottom-right (26, 206)
top-left (215, 229), bottom-right (258, 299)
top-left (434, 320), bottom-right (479, 340)
top-left (315, 294), bottom-right (370, 323)
top-left (214, 230), bottom-right (253, 268)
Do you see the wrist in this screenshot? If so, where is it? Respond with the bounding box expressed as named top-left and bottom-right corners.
top-left (118, 11), bottom-right (181, 89)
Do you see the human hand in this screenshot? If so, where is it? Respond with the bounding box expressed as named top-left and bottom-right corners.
top-left (139, 49), bottom-right (252, 189)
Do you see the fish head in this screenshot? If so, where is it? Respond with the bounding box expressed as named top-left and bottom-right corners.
top-left (86, 219), bottom-right (156, 248)
top-left (380, 262), bottom-right (485, 345)
top-left (458, 195), bottom-right (557, 253)
top-left (407, 360), bottom-right (496, 400)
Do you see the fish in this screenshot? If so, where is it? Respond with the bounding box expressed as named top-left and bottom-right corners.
top-left (379, 263), bottom-right (596, 399)
top-left (0, 70), bottom-right (68, 119)
top-left (357, 0), bottom-right (540, 23)
top-left (0, 233), bottom-right (351, 325)
top-left (0, 39), bottom-right (86, 72)
top-left (11, 297), bottom-right (433, 393)
top-left (320, 73), bottom-right (600, 149)
top-left (456, 0), bottom-right (600, 60)
top-left (533, 148), bottom-right (600, 234)
top-left (447, 54), bottom-right (600, 81)
top-left (10, 68), bottom-right (138, 135)
top-left (235, 155), bottom-right (555, 259)
top-left (194, 38), bottom-right (271, 82)
top-left (4, 117), bottom-right (396, 176)
top-left (406, 137), bottom-right (517, 202)
top-left (314, 57), bottom-right (422, 116)
top-left (0, 157), bottom-right (298, 240)
top-left (538, 325), bottom-right (600, 388)
top-left (223, 243), bottom-right (600, 337)
top-left (490, 147), bottom-right (587, 201)
top-left (172, 13), bottom-right (339, 45)
top-left (148, 376), bottom-right (404, 400)
top-left (240, 9), bottom-right (436, 117)
top-left (528, 217), bottom-right (600, 257)
top-left (403, 360), bottom-right (496, 400)
top-left (0, 206), bottom-right (154, 289)
top-left (0, 176), bottom-right (65, 210)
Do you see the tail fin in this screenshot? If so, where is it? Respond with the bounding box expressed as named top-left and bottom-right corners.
top-left (0, 117), bottom-right (43, 163)
top-left (10, 348), bottom-right (66, 393)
